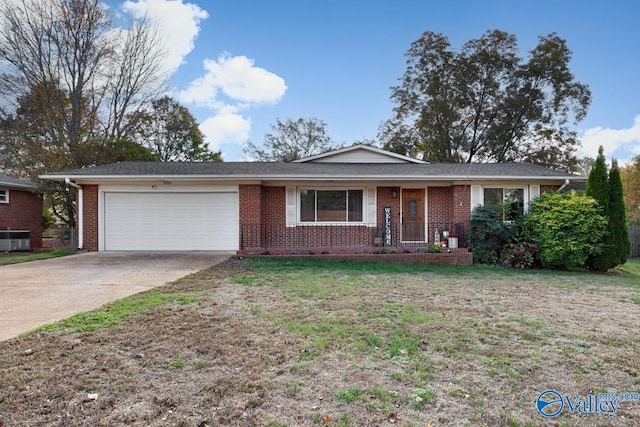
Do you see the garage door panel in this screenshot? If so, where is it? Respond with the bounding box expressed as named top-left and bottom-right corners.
top-left (104, 192), bottom-right (238, 251)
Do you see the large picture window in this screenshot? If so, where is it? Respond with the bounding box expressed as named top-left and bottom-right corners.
top-left (484, 188), bottom-right (524, 221)
top-left (0, 189), bottom-right (8, 203)
top-left (300, 189), bottom-right (363, 223)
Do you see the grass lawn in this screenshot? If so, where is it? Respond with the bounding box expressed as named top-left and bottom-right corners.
top-left (0, 248), bottom-right (73, 265)
top-left (1, 258), bottom-right (639, 426)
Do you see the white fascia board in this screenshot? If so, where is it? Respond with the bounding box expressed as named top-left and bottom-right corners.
top-left (40, 173), bottom-right (580, 183)
top-left (293, 144), bottom-right (426, 163)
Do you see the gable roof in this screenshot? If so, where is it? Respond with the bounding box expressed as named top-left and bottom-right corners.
top-left (41, 161), bottom-right (582, 182)
top-left (0, 175), bottom-right (39, 190)
top-left (293, 145), bottom-right (426, 164)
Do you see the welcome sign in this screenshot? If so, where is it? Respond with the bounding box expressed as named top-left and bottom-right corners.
top-left (384, 207), bottom-right (392, 246)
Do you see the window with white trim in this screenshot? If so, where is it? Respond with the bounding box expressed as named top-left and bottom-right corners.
top-left (483, 187), bottom-right (524, 221)
top-left (0, 189), bottom-right (8, 203)
top-left (299, 189), bottom-right (364, 223)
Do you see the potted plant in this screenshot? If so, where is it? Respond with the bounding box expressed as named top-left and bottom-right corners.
top-left (448, 232), bottom-right (459, 249)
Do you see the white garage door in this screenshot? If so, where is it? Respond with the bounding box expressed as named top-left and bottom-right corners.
top-left (104, 192), bottom-right (238, 251)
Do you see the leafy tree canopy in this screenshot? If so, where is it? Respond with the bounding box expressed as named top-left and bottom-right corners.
top-left (135, 96), bottom-right (221, 162)
top-left (243, 117), bottom-right (337, 162)
top-left (380, 30), bottom-right (591, 171)
top-left (0, 0), bottom-right (168, 225)
top-left (620, 155), bottom-right (640, 224)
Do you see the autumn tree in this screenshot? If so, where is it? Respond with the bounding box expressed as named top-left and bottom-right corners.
top-left (0, 0), bottom-right (167, 225)
top-left (243, 117), bottom-right (337, 162)
top-left (135, 96), bottom-right (221, 162)
top-left (620, 156), bottom-right (640, 224)
top-left (381, 30), bottom-right (591, 171)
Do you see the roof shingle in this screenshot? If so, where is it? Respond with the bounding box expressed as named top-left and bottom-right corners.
top-left (0, 175), bottom-right (39, 189)
top-left (42, 161), bottom-right (580, 179)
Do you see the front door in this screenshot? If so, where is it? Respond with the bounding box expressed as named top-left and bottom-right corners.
top-left (402, 189), bottom-right (425, 241)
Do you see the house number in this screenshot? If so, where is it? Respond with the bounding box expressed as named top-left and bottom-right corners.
top-left (163, 181), bottom-right (172, 185)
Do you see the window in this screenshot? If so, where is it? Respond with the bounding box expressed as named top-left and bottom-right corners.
top-left (483, 187), bottom-right (524, 221)
top-left (0, 189), bottom-right (8, 203)
top-left (300, 189), bottom-right (364, 223)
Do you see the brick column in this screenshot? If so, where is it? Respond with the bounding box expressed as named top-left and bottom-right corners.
top-left (428, 187), bottom-right (452, 243)
top-left (451, 185), bottom-right (470, 245)
top-left (82, 185), bottom-right (98, 251)
top-left (239, 184), bottom-right (263, 250)
top-left (377, 187), bottom-right (401, 245)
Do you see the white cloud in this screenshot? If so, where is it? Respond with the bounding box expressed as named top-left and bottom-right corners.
top-left (120, 2), bottom-right (286, 150)
top-left (180, 53), bottom-right (287, 150)
top-left (179, 53), bottom-right (287, 107)
top-left (200, 108), bottom-right (251, 151)
top-left (580, 116), bottom-right (640, 162)
top-left (121, 0), bottom-right (208, 74)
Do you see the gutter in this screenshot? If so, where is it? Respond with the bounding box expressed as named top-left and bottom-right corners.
top-left (64, 178), bottom-right (83, 250)
top-left (41, 174), bottom-right (578, 182)
top-left (0, 182), bottom-right (39, 190)
top-left (557, 178), bottom-right (571, 192)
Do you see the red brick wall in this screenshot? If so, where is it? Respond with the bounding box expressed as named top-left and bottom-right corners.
top-left (82, 185), bottom-right (99, 251)
top-left (377, 187), bottom-right (401, 246)
top-left (376, 187), bottom-right (401, 226)
top-left (541, 185), bottom-right (560, 194)
top-left (244, 186), bottom-right (379, 249)
top-left (263, 186), bottom-right (285, 228)
top-left (238, 185), bottom-right (474, 250)
top-left (427, 187), bottom-right (451, 244)
top-left (238, 251), bottom-right (473, 265)
top-left (451, 185), bottom-right (470, 243)
top-left (0, 189), bottom-right (43, 249)
top-left (239, 184), bottom-right (264, 249)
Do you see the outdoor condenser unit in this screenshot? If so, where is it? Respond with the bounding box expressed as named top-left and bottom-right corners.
top-left (0, 230), bottom-right (31, 252)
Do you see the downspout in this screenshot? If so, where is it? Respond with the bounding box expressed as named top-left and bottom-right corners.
top-left (64, 178), bottom-right (83, 250)
top-left (558, 178), bottom-right (571, 193)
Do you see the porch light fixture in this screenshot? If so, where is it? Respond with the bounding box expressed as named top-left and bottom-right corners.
top-left (392, 188), bottom-right (398, 198)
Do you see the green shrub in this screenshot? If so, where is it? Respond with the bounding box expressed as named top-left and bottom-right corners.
top-left (42, 209), bottom-right (55, 230)
top-left (523, 191), bottom-right (606, 269)
top-left (427, 244), bottom-right (444, 253)
top-left (469, 205), bottom-right (513, 264)
top-left (500, 239), bottom-right (539, 269)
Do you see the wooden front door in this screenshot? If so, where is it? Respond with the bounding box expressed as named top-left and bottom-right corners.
top-left (402, 189), bottom-right (425, 241)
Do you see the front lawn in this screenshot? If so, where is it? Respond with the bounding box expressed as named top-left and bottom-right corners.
top-left (0, 248), bottom-right (73, 266)
top-left (1, 258), bottom-right (639, 426)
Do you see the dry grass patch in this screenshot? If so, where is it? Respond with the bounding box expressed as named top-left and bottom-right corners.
top-left (1, 258), bottom-right (639, 426)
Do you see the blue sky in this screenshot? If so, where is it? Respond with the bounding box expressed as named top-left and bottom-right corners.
top-left (110, 0), bottom-right (640, 163)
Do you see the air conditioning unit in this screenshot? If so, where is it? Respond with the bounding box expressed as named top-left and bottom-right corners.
top-left (0, 230), bottom-right (31, 252)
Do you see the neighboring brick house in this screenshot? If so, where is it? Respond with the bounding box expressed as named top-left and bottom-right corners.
top-left (41, 146), bottom-right (581, 253)
top-left (0, 175), bottom-right (43, 250)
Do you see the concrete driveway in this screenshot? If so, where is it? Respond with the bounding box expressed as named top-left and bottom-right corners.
top-left (0, 252), bottom-right (230, 341)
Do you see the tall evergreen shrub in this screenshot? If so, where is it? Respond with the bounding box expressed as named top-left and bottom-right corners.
top-left (609, 160), bottom-right (630, 266)
top-left (585, 146), bottom-right (613, 271)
